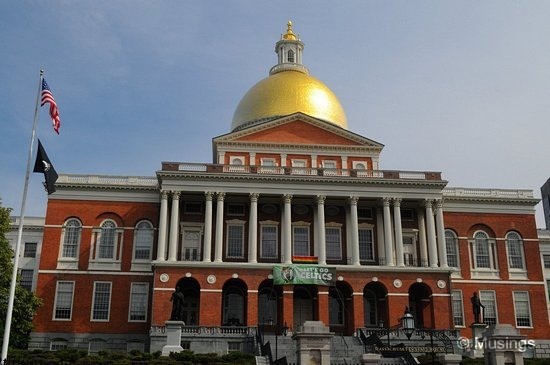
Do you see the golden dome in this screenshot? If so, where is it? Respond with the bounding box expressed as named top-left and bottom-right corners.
top-left (231, 70), bottom-right (348, 131)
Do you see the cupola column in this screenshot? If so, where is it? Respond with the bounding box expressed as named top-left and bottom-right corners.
top-left (349, 196), bottom-right (360, 266)
top-left (317, 195), bottom-right (327, 265)
top-left (214, 192), bottom-right (225, 262)
top-left (156, 190), bottom-right (169, 261)
top-left (248, 193), bottom-right (259, 263)
top-left (417, 209), bottom-right (429, 267)
top-left (435, 200), bottom-right (448, 268)
top-left (168, 191), bottom-right (180, 261)
top-left (202, 192), bottom-right (213, 262)
top-left (382, 198), bottom-right (395, 266)
top-left (283, 194), bottom-right (293, 264)
top-left (393, 198), bottom-right (405, 267)
top-left (425, 199), bottom-right (438, 267)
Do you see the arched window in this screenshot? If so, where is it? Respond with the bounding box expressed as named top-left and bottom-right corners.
top-left (61, 218), bottom-right (81, 258)
top-left (223, 285), bottom-right (246, 326)
top-left (506, 232), bottom-right (525, 270)
top-left (98, 220), bottom-right (117, 259)
top-left (133, 221), bottom-right (153, 260)
top-left (287, 49), bottom-right (295, 63)
top-left (364, 290), bottom-right (377, 327)
top-left (445, 230), bottom-right (459, 268)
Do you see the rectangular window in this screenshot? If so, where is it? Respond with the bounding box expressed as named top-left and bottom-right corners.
top-left (326, 227), bottom-right (342, 260)
top-left (479, 290), bottom-right (498, 325)
top-left (227, 204), bottom-right (245, 216)
top-left (358, 228), bottom-right (374, 261)
top-left (184, 202), bottom-right (203, 215)
top-left (92, 282), bottom-right (112, 321)
top-left (451, 290), bottom-right (465, 327)
top-left (475, 241), bottom-right (491, 268)
top-left (358, 207), bottom-right (373, 219)
top-left (228, 342), bottom-right (242, 352)
top-left (401, 209), bottom-right (415, 221)
top-left (50, 340), bottom-right (68, 351)
top-left (543, 255), bottom-right (550, 269)
top-left (293, 226), bottom-right (310, 256)
top-left (261, 158), bottom-right (276, 166)
top-left (182, 230), bottom-right (201, 261)
top-left (19, 269), bottom-right (33, 290)
top-left (129, 283), bottom-right (148, 322)
top-left (260, 225), bottom-right (278, 259)
top-left (53, 281), bottom-right (74, 320)
top-left (226, 224), bottom-right (244, 258)
top-left (513, 291), bottom-right (532, 327)
top-left (24, 242), bottom-right (37, 258)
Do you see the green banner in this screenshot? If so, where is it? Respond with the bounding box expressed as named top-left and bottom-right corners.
top-left (273, 265), bottom-right (336, 286)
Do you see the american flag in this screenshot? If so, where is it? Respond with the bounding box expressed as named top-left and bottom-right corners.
top-left (41, 78), bottom-right (61, 134)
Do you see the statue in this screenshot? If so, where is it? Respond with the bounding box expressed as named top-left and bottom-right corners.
top-left (170, 286), bottom-right (185, 322)
top-left (471, 292), bottom-right (485, 324)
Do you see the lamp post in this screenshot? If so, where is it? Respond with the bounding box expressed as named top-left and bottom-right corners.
top-left (401, 306), bottom-right (415, 340)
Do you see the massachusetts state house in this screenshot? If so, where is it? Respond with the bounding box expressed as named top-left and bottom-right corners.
top-left (30, 22), bottom-right (548, 357)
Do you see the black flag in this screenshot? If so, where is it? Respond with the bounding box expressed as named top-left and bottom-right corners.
top-left (33, 139), bottom-right (58, 194)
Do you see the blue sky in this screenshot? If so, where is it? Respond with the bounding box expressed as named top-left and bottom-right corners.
top-left (1, 1), bottom-right (549, 226)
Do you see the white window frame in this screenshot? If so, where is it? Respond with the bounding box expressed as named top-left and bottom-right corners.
top-left (128, 282), bottom-right (149, 322)
top-left (445, 230), bottom-right (460, 269)
top-left (91, 281), bottom-right (112, 322)
top-left (470, 230), bottom-right (499, 278)
top-left (57, 218), bottom-right (82, 270)
top-left (402, 231), bottom-right (417, 267)
top-left (479, 290), bottom-right (498, 325)
top-left (226, 220), bottom-right (245, 259)
top-left (259, 221), bottom-right (278, 259)
top-left (513, 291), bottom-right (532, 328)
top-left (181, 225), bottom-right (203, 261)
top-left (260, 158), bottom-right (276, 167)
top-left (50, 339), bottom-right (68, 351)
top-left (358, 225), bottom-right (374, 262)
top-left (19, 269), bottom-right (34, 291)
top-left (230, 156), bottom-right (245, 165)
top-left (23, 242), bottom-right (37, 258)
top-left (292, 223), bottom-right (311, 257)
top-left (352, 161), bottom-right (368, 170)
top-left (451, 290), bottom-right (465, 327)
top-left (326, 223), bottom-right (342, 260)
top-left (132, 220), bottom-right (154, 261)
top-left (89, 219), bottom-right (123, 271)
top-left (227, 156), bottom-right (246, 172)
top-left (506, 231), bottom-right (526, 278)
top-left (52, 281), bottom-right (75, 321)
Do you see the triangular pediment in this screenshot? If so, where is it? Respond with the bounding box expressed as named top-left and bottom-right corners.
top-left (214, 113), bottom-right (384, 149)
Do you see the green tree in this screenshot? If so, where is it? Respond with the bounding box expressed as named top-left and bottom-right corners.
top-left (0, 203), bottom-right (42, 349)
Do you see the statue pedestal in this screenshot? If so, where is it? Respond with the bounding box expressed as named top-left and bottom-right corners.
top-left (469, 323), bottom-right (488, 358)
top-left (162, 321), bottom-right (184, 356)
top-left (484, 324), bottom-right (526, 365)
top-left (292, 321), bottom-right (333, 365)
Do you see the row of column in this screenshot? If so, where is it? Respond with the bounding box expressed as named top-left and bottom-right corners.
top-left (156, 191), bottom-right (448, 268)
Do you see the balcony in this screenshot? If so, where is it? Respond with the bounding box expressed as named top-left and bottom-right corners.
top-left (161, 162), bottom-right (443, 181)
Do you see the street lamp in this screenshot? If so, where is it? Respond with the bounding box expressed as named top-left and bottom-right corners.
top-left (401, 307), bottom-right (415, 340)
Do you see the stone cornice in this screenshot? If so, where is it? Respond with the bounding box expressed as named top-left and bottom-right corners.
top-left (443, 187), bottom-right (539, 206)
top-left (55, 174), bottom-right (158, 191)
top-left (214, 141), bottom-right (382, 155)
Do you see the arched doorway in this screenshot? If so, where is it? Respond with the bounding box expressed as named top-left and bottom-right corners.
top-left (363, 281), bottom-right (388, 327)
top-left (408, 283), bottom-right (433, 328)
top-left (222, 279), bottom-right (248, 326)
top-left (329, 282), bottom-right (354, 335)
top-left (175, 277), bottom-right (200, 326)
top-left (258, 280), bottom-right (281, 332)
top-left (293, 285), bottom-right (317, 330)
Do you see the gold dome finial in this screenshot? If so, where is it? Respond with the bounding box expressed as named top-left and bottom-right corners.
top-left (283, 20), bottom-right (297, 40)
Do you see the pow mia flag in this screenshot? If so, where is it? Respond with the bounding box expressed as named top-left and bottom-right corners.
top-left (33, 139), bottom-right (58, 194)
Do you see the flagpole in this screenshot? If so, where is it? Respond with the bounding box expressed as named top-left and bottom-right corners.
top-left (1, 69), bottom-right (44, 363)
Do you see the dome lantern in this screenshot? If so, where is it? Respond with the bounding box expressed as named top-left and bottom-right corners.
top-left (231, 22), bottom-right (348, 131)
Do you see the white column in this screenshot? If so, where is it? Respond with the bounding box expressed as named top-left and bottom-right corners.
top-left (156, 191), bottom-right (169, 261)
top-left (417, 209), bottom-right (428, 267)
top-left (218, 152), bottom-right (225, 164)
top-left (435, 199), bottom-right (448, 268)
top-left (382, 198), bottom-right (394, 266)
top-left (311, 154), bottom-right (318, 169)
top-left (281, 153), bottom-right (287, 167)
top-left (376, 208), bottom-right (385, 265)
top-left (248, 193), bottom-right (259, 263)
top-left (250, 152), bottom-right (256, 166)
top-left (168, 191), bottom-right (180, 261)
top-left (317, 195), bottom-right (327, 265)
top-left (425, 199), bottom-right (438, 267)
top-left (283, 194), bottom-right (292, 264)
top-left (349, 196), bottom-right (360, 266)
top-left (393, 198), bottom-right (404, 267)
top-left (214, 192), bottom-right (225, 262)
top-left (202, 192), bottom-right (213, 262)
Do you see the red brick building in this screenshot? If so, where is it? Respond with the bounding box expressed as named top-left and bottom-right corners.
top-left (30, 23), bottom-right (548, 357)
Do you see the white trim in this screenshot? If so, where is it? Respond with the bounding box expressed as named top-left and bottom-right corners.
top-left (386, 293), bottom-right (409, 297)
top-left (200, 289), bottom-right (223, 293)
top-left (52, 280), bottom-right (75, 321)
top-left (91, 281), bottom-right (112, 322)
top-left (452, 279), bottom-right (544, 285)
top-left (39, 269), bottom-right (153, 276)
top-left (128, 282), bottom-right (149, 323)
top-left (154, 287), bottom-right (175, 291)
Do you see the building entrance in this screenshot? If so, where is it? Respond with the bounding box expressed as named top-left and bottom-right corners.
top-left (293, 286), bottom-right (316, 330)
